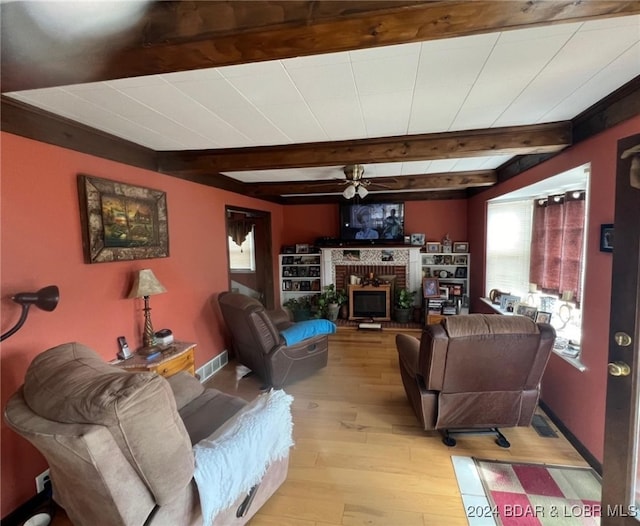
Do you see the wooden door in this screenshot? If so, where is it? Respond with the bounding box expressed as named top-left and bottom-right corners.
top-left (601, 133), bottom-right (640, 524)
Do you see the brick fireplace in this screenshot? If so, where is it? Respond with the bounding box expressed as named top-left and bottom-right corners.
top-left (320, 247), bottom-right (422, 298)
top-left (334, 264), bottom-right (406, 291)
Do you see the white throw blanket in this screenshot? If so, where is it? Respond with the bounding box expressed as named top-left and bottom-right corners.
top-left (193, 389), bottom-right (294, 526)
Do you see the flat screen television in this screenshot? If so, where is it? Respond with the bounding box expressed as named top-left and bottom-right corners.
top-left (339, 202), bottom-right (405, 243)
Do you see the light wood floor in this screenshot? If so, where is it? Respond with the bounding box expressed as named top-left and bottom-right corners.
top-left (206, 329), bottom-right (589, 526)
top-left (50, 329), bottom-right (588, 525)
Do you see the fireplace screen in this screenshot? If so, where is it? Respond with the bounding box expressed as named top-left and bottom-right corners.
top-left (348, 285), bottom-right (391, 321)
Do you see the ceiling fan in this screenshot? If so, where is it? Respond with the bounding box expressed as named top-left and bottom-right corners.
top-left (342, 164), bottom-right (371, 199)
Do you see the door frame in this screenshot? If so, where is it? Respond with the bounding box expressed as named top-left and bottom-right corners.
top-left (225, 205), bottom-right (275, 309)
top-left (601, 133), bottom-right (640, 525)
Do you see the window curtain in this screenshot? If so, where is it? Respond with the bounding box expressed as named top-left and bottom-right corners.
top-left (228, 219), bottom-right (254, 251)
top-left (529, 191), bottom-right (585, 302)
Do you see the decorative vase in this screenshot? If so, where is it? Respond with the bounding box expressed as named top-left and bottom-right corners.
top-left (327, 303), bottom-right (340, 321)
top-left (339, 304), bottom-right (349, 319)
top-left (394, 308), bottom-right (412, 323)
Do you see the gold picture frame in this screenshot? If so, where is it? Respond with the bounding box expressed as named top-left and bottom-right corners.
top-left (77, 174), bottom-right (169, 264)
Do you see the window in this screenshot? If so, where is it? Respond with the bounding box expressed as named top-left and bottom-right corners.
top-left (228, 225), bottom-right (255, 271)
top-left (485, 164), bottom-right (590, 367)
top-left (486, 199), bottom-right (533, 299)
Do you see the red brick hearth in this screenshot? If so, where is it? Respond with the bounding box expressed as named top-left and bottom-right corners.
top-left (335, 265), bottom-right (406, 291)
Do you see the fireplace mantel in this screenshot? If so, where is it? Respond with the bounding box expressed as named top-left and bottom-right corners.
top-left (320, 247), bottom-right (422, 302)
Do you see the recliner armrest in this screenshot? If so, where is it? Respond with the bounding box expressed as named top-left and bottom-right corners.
top-left (166, 371), bottom-right (205, 410)
top-left (396, 334), bottom-right (421, 378)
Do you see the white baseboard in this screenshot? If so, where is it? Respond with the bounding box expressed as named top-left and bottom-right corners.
top-left (196, 349), bottom-right (228, 383)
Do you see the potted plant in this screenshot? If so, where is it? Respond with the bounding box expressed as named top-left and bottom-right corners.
top-left (394, 288), bottom-right (417, 323)
top-left (316, 284), bottom-right (347, 321)
top-left (283, 295), bottom-right (314, 322)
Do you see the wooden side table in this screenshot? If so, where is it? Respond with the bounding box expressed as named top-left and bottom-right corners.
top-left (115, 341), bottom-right (196, 378)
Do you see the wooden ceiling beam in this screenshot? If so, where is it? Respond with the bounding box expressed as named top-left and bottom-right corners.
top-left (247, 170), bottom-right (497, 198)
top-left (278, 189), bottom-right (469, 205)
top-left (158, 122), bottom-right (571, 175)
top-left (3, 1), bottom-right (640, 92)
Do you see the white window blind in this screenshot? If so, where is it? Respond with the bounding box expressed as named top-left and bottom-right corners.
top-left (228, 227), bottom-right (256, 271)
top-left (486, 200), bottom-right (533, 298)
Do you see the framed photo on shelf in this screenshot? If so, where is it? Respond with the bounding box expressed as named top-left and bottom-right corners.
top-left (423, 277), bottom-right (441, 298)
top-left (426, 242), bottom-right (441, 253)
top-left (454, 266), bottom-right (467, 278)
top-left (453, 241), bottom-right (469, 253)
top-left (296, 243), bottom-right (310, 254)
top-left (454, 255), bottom-right (467, 265)
top-left (499, 294), bottom-right (521, 312)
top-left (535, 311), bottom-right (552, 324)
top-left (410, 233), bottom-right (425, 246)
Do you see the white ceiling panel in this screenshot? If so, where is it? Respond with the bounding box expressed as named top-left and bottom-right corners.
top-left (285, 62), bottom-right (358, 101)
top-left (408, 85), bottom-right (469, 133)
top-left (258, 102), bottom-right (327, 143)
top-left (352, 54), bottom-right (419, 96)
top-left (360, 91), bottom-right (413, 137)
top-left (452, 104), bottom-right (508, 130)
top-left (415, 50), bottom-right (483, 91)
top-left (225, 67), bottom-right (303, 107)
top-left (306, 97), bottom-right (366, 140)
top-left (117, 83), bottom-right (252, 147)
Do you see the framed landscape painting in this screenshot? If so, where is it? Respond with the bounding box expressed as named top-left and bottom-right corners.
top-left (77, 175), bottom-right (169, 264)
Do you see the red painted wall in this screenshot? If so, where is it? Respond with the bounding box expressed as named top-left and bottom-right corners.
top-left (468, 115), bottom-right (640, 465)
top-left (0, 132), bottom-right (285, 516)
top-left (281, 200), bottom-right (468, 246)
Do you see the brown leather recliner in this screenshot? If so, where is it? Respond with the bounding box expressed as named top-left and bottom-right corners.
top-left (395, 314), bottom-right (555, 447)
top-left (217, 292), bottom-right (329, 388)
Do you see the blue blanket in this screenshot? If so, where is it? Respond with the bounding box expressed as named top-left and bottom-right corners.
top-left (280, 319), bottom-right (336, 346)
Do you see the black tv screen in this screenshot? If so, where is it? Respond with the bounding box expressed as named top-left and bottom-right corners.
top-left (339, 202), bottom-right (405, 242)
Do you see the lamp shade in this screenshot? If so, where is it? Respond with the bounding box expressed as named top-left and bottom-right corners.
top-left (357, 185), bottom-right (369, 198)
top-left (343, 184), bottom-right (356, 199)
top-left (13, 285), bottom-right (60, 311)
top-left (128, 269), bottom-right (167, 299)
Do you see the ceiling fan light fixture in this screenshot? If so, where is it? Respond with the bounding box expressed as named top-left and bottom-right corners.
top-left (343, 164), bottom-right (365, 182)
top-left (357, 185), bottom-right (369, 198)
top-left (343, 184), bottom-right (356, 199)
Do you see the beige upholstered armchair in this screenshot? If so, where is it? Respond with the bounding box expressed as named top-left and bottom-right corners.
top-left (4, 342), bottom-right (290, 526)
top-left (217, 292), bottom-right (329, 388)
top-left (396, 314), bottom-right (555, 447)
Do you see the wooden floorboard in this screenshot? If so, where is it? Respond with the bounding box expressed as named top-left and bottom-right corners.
top-left (206, 330), bottom-right (588, 526)
top-left (50, 329), bottom-right (588, 525)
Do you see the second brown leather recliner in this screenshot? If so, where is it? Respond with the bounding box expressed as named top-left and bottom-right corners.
top-left (396, 313), bottom-right (555, 447)
top-left (217, 292), bottom-right (329, 388)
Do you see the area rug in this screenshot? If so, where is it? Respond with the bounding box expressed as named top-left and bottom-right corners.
top-left (452, 456), bottom-right (602, 526)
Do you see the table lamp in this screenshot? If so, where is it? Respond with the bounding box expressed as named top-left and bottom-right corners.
top-left (128, 269), bottom-right (166, 348)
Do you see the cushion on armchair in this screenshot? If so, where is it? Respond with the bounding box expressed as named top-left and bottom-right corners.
top-left (279, 319), bottom-right (336, 346)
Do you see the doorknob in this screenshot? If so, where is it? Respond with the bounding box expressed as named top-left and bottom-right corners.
top-left (614, 332), bottom-right (632, 347)
top-left (608, 361), bottom-right (631, 377)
